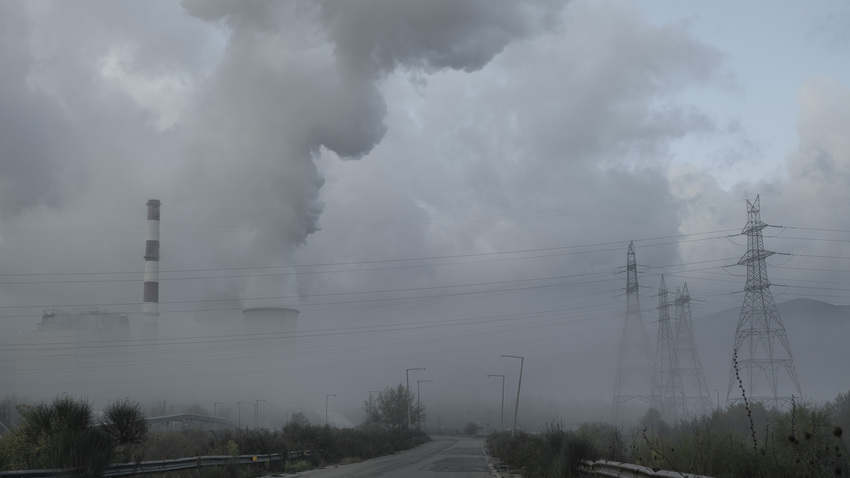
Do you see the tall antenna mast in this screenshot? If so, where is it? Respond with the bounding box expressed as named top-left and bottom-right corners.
top-left (612, 241), bottom-right (654, 421)
top-left (727, 195), bottom-right (802, 408)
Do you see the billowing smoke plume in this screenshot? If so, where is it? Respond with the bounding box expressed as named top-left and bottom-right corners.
top-left (0, 3), bottom-right (70, 216)
top-left (178, 0), bottom-right (565, 306)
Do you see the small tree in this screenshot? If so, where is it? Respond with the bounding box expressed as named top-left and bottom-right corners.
top-left (289, 412), bottom-right (310, 428)
top-left (638, 408), bottom-right (671, 438)
top-left (101, 398), bottom-right (149, 462)
top-left (362, 384), bottom-right (424, 431)
top-left (0, 395), bottom-right (147, 474)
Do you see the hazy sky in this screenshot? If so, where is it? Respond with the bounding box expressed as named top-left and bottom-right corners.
top-left (1, 1), bottom-right (849, 422)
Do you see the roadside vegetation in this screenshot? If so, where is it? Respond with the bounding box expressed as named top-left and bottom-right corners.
top-left (487, 389), bottom-right (850, 478)
top-left (0, 388), bottom-right (430, 477)
top-left (487, 422), bottom-right (623, 478)
top-left (133, 420), bottom-right (429, 478)
top-left (0, 395), bottom-right (148, 476)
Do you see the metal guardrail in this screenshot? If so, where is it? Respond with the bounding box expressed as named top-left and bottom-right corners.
top-left (0, 451), bottom-right (323, 478)
top-left (579, 459), bottom-right (714, 478)
top-left (103, 454), bottom-right (284, 477)
top-left (0, 470), bottom-right (67, 478)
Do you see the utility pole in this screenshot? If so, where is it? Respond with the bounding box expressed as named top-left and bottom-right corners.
top-left (487, 411), bottom-right (492, 434)
top-left (726, 196), bottom-right (801, 408)
top-left (406, 368), bottom-right (425, 430)
top-left (254, 400), bottom-right (266, 429)
top-left (501, 355), bottom-right (524, 437)
top-left (369, 390), bottom-right (380, 420)
top-left (417, 380), bottom-right (432, 431)
top-left (487, 374), bottom-right (505, 433)
top-left (325, 394), bottom-right (336, 426)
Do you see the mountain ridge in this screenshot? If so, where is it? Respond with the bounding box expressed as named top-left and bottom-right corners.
top-left (684, 298), bottom-right (850, 403)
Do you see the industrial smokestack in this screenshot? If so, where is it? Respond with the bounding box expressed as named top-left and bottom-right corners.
top-left (141, 199), bottom-right (161, 337)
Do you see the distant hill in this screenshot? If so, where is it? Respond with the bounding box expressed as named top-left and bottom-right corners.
top-left (688, 298), bottom-right (850, 405)
top-left (777, 298), bottom-right (850, 324)
top-left (698, 298), bottom-right (850, 326)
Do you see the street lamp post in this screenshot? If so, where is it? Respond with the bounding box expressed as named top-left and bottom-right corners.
top-left (214, 402), bottom-right (237, 430)
top-left (236, 401), bottom-right (242, 429)
top-left (367, 390), bottom-right (381, 422)
top-left (417, 380), bottom-right (432, 431)
top-left (406, 368), bottom-right (425, 429)
top-left (254, 400), bottom-right (266, 429)
top-left (325, 394), bottom-right (336, 426)
top-left (501, 355), bottom-right (524, 438)
top-left (487, 374), bottom-right (505, 433)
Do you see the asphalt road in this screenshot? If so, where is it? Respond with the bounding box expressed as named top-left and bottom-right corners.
top-left (293, 435), bottom-right (495, 478)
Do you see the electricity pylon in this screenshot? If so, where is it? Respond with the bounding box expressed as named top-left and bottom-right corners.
top-left (651, 276), bottom-right (684, 422)
top-left (612, 241), bottom-right (654, 421)
top-left (726, 196), bottom-right (802, 409)
top-left (674, 283), bottom-right (713, 417)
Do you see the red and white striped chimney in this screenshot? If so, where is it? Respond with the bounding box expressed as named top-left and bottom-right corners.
top-left (142, 199), bottom-right (161, 333)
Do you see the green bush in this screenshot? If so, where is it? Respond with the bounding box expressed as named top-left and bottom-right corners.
top-left (487, 422), bottom-right (610, 478)
top-left (626, 400), bottom-right (850, 478)
top-left (0, 395), bottom-right (147, 475)
top-left (486, 395), bottom-right (850, 478)
top-left (285, 459), bottom-right (310, 473)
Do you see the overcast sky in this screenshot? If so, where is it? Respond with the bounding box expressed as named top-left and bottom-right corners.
top-left (1, 1), bottom-right (849, 422)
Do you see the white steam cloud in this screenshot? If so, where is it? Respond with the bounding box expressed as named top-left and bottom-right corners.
top-left (177, 0), bottom-right (566, 307)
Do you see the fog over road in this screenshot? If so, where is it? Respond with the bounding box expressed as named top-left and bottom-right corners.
top-left (295, 436), bottom-right (493, 478)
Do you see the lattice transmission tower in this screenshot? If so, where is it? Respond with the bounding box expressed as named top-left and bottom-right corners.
top-left (651, 276), bottom-right (685, 422)
top-left (612, 241), bottom-right (654, 421)
top-left (673, 283), bottom-right (713, 417)
top-left (727, 196), bottom-right (802, 408)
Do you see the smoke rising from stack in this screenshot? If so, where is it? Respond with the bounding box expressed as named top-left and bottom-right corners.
top-left (177, 0), bottom-right (563, 307)
top-left (4, 0), bottom-right (816, 418)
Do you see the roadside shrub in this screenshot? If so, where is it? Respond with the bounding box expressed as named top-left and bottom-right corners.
top-left (487, 422), bottom-right (609, 478)
top-left (626, 400), bottom-right (850, 478)
top-left (1, 396), bottom-right (430, 477)
top-left (0, 395), bottom-right (147, 475)
top-left (285, 459), bottom-right (310, 473)
top-left (486, 394), bottom-right (850, 478)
